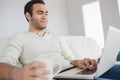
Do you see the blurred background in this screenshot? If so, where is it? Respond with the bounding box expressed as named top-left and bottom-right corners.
top-left (0, 0), bottom-right (120, 48)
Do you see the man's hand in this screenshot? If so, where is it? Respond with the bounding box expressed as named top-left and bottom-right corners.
top-left (71, 58), bottom-right (97, 70)
top-left (13, 62), bottom-right (50, 80)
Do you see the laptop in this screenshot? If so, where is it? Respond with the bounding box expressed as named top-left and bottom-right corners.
top-left (54, 26), bottom-right (120, 80)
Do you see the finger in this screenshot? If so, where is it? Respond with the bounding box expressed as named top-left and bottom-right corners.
top-left (83, 58), bottom-right (92, 69)
top-left (30, 77), bottom-right (49, 80)
top-left (91, 59), bottom-right (97, 66)
top-left (84, 59), bottom-right (97, 70)
top-left (90, 59), bottom-right (97, 69)
top-left (80, 64), bottom-right (87, 70)
top-left (86, 58), bottom-right (97, 70)
top-left (78, 60), bottom-right (87, 70)
top-left (30, 69), bottom-right (50, 77)
top-left (29, 61), bottom-right (46, 69)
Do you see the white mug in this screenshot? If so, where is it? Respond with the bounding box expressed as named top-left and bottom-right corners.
top-left (30, 58), bottom-right (61, 80)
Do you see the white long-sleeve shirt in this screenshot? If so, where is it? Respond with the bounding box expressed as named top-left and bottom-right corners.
top-left (0, 31), bottom-right (75, 67)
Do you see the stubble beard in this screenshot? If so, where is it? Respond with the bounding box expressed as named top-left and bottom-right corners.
top-left (31, 18), bottom-right (47, 31)
top-left (35, 25), bottom-right (46, 30)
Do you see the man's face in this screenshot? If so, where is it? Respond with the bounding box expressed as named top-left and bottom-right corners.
top-left (29, 3), bottom-right (48, 30)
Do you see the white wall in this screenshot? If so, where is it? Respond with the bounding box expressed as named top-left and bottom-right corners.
top-left (66, 0), bottom-right (96, 36)
top-left (0, 0), bottom-right (29, 37)
top-left (44, 0), bottom-right (69, 35)
top-left (66, 0), bottom-right (120, 39)
top-left (0, 0), bottom-right (69, 38)
top-left (99, 0), bottom-right (120, 39)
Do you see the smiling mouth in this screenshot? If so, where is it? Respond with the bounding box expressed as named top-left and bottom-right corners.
top-left (40, 21), bottom-right (47, 23)
top-left (40, 21), bottom-right (47, 26)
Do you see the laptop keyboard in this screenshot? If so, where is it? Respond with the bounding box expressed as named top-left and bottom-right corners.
top-left (75, 68), bottom-right (97, 75)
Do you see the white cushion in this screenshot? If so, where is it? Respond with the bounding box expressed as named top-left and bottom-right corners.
top-left (65, 36), bottom-right (102, 60)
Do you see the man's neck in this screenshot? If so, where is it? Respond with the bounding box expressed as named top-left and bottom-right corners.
top-left (29, 29), bottom-right (45, 37)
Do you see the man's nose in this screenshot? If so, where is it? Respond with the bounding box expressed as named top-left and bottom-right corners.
top-left (42, 14), bottom-right (47, 20)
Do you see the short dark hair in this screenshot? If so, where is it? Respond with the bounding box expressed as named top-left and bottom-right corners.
top-left (24, 0), bottom-right (45, 21)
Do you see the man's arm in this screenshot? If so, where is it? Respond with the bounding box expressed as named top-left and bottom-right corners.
top-left (0, 62), bottom-right (50, 80)
top-left (0, 63), bottom-right (22, 80)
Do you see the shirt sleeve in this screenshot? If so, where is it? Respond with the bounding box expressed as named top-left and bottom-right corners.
top-left (0, 33), bottom-right (23, 66)
top-left (57, 36), bottom-right (76, 62)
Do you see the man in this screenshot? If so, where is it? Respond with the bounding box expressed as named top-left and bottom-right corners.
top-left (0, 0), bottom-right (119, 80)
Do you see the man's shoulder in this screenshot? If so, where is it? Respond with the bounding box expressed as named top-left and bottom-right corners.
top-left (12, 31), bottom-right (26, 37)
top-left (10, 31), bottom-right (28, 40)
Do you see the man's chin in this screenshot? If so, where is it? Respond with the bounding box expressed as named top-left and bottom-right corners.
top-left (42, 26), bottom-right (46, 29)
top-left (39, 26), bottom-right (46, 30)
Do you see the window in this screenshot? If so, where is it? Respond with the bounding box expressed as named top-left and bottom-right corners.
top-left (117, 0), bottom-right (120, 17)
top-left (82, 1), bottom-right (104, 48)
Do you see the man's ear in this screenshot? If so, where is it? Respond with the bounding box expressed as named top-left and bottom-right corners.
top-left (25, 12), bottom-right (31, 22)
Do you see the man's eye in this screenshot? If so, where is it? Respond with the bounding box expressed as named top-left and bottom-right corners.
top-left (38, 12), bottom-right (42, 14)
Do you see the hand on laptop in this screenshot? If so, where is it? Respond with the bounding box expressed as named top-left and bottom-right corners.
top-left (71, 58), bottom-right (97, 70)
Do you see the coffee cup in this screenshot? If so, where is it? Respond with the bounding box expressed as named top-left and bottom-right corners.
top-left (30, 58), bottom-right (61, 80)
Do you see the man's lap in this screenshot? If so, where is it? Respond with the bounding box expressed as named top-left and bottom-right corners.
top-left (99, 65), bottom-right (120, 79)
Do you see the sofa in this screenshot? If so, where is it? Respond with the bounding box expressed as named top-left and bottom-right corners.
top-left (0, 36), bottom-right (119, 67)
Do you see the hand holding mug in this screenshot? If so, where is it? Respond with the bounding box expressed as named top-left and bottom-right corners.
top-left (26, 58), bottom-right (61, 80)
top-left (13, 61), bottom-right (50, 80)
